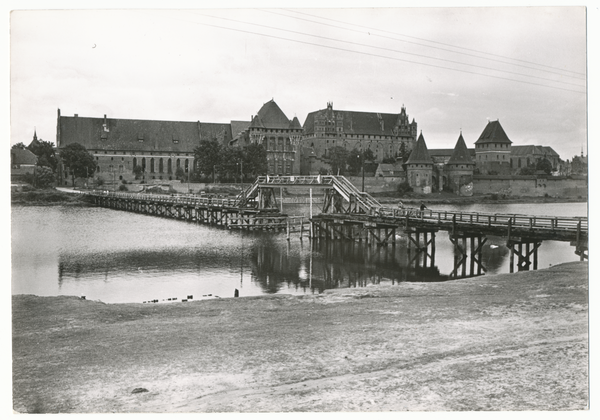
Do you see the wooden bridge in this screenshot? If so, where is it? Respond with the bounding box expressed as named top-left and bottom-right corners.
top-left (85, 175), bottom-right (588, 275)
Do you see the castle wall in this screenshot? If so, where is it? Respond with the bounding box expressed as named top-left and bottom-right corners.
top-left (473, 176), bottom-right (588, 197)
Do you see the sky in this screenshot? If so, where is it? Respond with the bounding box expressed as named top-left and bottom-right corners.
top-left (7, 2), bottom-right (593, 162)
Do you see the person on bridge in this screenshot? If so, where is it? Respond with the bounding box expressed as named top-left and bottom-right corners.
top-left (420, 203), bottom-right (427, 211)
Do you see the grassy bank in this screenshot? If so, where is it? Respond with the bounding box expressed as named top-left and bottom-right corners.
top-left (12, 262), bottom-right (588, 413)
top-left (10, 189), bottom-right (90, 206)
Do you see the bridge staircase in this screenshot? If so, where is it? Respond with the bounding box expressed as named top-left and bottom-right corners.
top-left (235, 175), bottom-right (382, 215)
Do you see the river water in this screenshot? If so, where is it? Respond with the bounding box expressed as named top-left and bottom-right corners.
top-left (11, 201), bottom-right (587, 304)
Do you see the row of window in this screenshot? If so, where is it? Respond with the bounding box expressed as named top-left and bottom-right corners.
top-left (476, 143), bottom-right (510, 149)
top-left (477, 154), bottom-right (508, 161)
top-left (132, 157), bottom-right (190, 174)
top-left (267, 161), bottom-right (293, 175)
top-left (310, 133), bottom-right (413, 141)
top-left (97, 158), bottom-right (191, 174)
top-left (93, 150), bottom-right (192, 157)
top-left (251, 128), bottom-right (301, 134)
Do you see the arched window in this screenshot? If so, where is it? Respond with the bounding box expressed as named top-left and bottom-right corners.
top-left (159, 158), bottom-right (164, 173)
top-left (176, 158), bottom-right (181, 168)
top-left (150, 158), bottom-right (155, 173)
top-left (133, 157), bottom-right (137, 168)
top-left (167, 158), bottom-right (172, 174)
top-left (141, 158), bottom-right (146, 171)
top-left (185, 159), bottom-right (189, 172)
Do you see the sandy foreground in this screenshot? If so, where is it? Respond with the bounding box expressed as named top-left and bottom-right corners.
top-left (12, 261), bottom-right (588, 413)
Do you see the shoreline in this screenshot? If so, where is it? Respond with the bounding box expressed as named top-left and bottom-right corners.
top-left (11, 188), bottom-right (588, 207)
top-left (12, 261), bottom-right (589, 412)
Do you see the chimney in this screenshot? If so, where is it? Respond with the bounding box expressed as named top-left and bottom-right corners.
top-left (74, 114), bottom-right (78, 117)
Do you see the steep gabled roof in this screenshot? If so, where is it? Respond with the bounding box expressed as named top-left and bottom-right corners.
top-left (541, 146), bottom-right (560, 157)
top-left (475, 120), bottom-right (512, 144)
top-left (406, 132), bottom-right (432, 165)
top-left (230, 120), bottom-right (251, 138)
top-left (302, 105), bottom-right (416, 137)
top-left (511, 145), bottom-right (543, 156)
top-left (377, 162), bottom-right (405, 173)
top-left (448, 133), bottom-right (474, 165)
top-left (11, 148), bottom-right (37, 165)
top-left (250, 99), bottom-right (298, 130)
top-left (58, 114), bottom-right (232, 152)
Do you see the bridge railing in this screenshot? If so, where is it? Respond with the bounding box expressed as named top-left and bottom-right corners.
top-left (376, 206), bottom-right (587, 233)
top-left (331, 176), bottom-right (382, 213)
top-left (88, 190), bottom-right (240, 208)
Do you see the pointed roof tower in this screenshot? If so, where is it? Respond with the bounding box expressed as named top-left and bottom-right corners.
top-left (406, 132), bottom-right (432, 165)
top-left (448, 132), bottom-right (474, 165)
top-left (290, 116), bottom-right (302, 129)
top-left (251, 99), bottom-right (295, 130)
top-left (475, 120), bottom-right (512, 145)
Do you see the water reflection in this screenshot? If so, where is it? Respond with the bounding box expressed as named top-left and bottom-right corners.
top-left (52, 227), bottom-right (542, 300)
top-left (247, 235), bottom-right (510, 293)
top-left (12, 204), bottom-right (585, 303)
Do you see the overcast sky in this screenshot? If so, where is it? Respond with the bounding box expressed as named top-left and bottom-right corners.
top-left (8, 3), bottom-right (592, 161)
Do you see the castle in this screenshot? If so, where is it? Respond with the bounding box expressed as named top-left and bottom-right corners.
top-left (53, 100), bottom-right (560, 194)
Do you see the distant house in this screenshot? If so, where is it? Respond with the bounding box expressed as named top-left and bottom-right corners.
top-left (375, 162), bottom-right (405, 178)
top-left (11, 148), bottom-right (37, 182)
top-left (510, 145), bottom-right (561, 173)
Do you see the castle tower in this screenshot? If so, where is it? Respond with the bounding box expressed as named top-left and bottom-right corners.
top-left (406, 132), bottom-right (434, 194)
top-left (446, 132), bottom-right (475, 196)
top-left (474, 120), bottom-right (512, 175)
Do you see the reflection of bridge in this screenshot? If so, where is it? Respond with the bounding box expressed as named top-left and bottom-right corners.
top-left (85, 174), bottom-right (588, 274)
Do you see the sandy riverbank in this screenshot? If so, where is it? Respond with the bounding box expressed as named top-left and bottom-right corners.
top-left (12, 261), bottom-right (588, 413)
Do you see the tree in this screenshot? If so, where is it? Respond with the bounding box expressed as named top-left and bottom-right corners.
top-left (242, 143), bottom-right (268, 178)
top-left (347, 148), bottom-right (362, 176)
top-left (328, 146), bottom-right (349, 175)
top-left (34, 166), bottom-right (55, 188)
top-left (194, 139), bottom-right (222, 179)
top-left (11, 142), bottom-right (26, 150)
top-left (29, 140), bottom-right (58, 172)
top-left (518, 164), bottom-right (536, 176)
top-left (59, 143), bottom-right (96, 187)
top-left (536, 158), bottom-right (553, 175)
top-left (175, 166), bottom-right (185, 181)
top-left (132, 165), bottom-right (143, 180)
top-left (218, 146), bottom-right (244, 181)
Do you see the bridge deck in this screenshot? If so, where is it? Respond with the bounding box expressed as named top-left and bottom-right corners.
top-left (85, 175), bottom-right (587, 243)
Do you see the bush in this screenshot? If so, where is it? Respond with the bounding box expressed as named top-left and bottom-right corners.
top-left (397, 181), bottom-right (412, 195)
top-left (118, 184), bottom-right (128, 192)
top-left (121, 179), bottom-right (128, 184)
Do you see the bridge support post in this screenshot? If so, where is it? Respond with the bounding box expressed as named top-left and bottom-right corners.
top-left (507, 237), bottom-right (542, 273)
top-left (448, 233), bottom-right (487, 279)
top-left (406, 227), bottom-right (438, 269)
